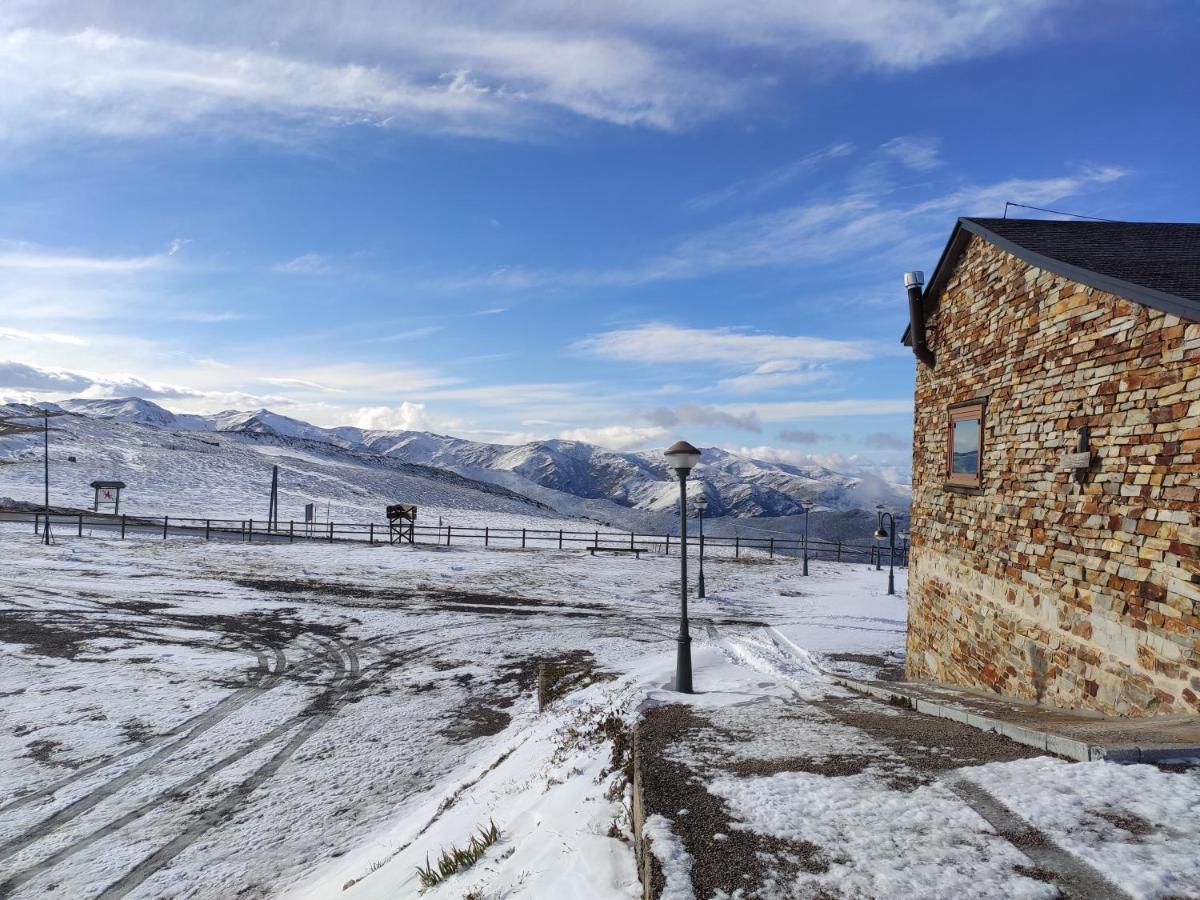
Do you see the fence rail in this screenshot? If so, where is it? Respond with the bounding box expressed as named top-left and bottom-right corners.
top-left (0, 510), bottom-right (908, 566)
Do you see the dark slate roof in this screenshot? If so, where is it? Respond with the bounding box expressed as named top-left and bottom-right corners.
top-left (903, 217), bottom-right (1200, 343)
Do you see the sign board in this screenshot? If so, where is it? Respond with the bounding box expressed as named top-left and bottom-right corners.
top-left (1058, 451), bottom-right (1091, 471)
top-left (304, 503), bottom-right (315, 523)
top-left (386, 503), bottom-right (417, 522)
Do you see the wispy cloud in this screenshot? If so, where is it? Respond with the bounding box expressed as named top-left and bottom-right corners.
top-left (880, 135), bottom-right (943, 171)
top-left (0, 327), bottom-right (89, 346)
top-left (687, 142), bottom-right (854, 210)
top-left (0, 1), bottom-right (1064, 145)
top-left (779, 428), bottom-right (832, 445)
top-left (0, 245), bottom-right (166, 272)
top-left (726, 398), bottom-right (914, 421)
top-left (645, 404), bottom-right (762, 433)
top-left (574, 323), bottom-right (872, 365)
top-left (558, 424), bottom-right (667, 451)
top-left (0, 360), bottom-right (204, 399)
top-left (433, 164), bottom-right (1127, 293)
top-left (273, 253), bottom-right (332, 275)
top-left (864, 431), bottom-right (910, 449)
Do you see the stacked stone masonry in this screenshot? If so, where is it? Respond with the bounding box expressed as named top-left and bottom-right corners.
top-left (907, 234), bottom-right (1200, 716)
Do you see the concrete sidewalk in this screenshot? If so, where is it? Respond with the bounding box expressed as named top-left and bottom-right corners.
top-left (820, 664), bottom-right (1200, 764)
top-left (629, 629), bottom-right (1200, 899)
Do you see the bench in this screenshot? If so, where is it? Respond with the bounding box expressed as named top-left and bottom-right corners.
top-left (587, 545), bottom-right (647, 559)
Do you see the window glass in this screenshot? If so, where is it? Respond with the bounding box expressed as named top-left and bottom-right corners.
top-left (951, 417), bottom-right (980, 475)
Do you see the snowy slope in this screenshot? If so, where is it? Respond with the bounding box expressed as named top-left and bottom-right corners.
top-left (0, 404), bottom-right (566, 527)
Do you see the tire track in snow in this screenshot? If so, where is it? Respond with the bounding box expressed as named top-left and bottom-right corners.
top-left (0, 645), bottom-right (283, 819)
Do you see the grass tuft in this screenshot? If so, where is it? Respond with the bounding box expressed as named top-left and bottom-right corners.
top-left (415, 820), bottom-right (501, 891)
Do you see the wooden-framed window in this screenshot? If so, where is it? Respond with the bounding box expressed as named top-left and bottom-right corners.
top-left (947, 400), bottom-right (985, 489)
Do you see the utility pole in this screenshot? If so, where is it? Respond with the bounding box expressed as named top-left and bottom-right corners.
top-left (267, 465), bottom-right (279, 531)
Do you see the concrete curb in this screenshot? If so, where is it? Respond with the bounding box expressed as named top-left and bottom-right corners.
top-left (824, 671), bottom-right (1200, 764)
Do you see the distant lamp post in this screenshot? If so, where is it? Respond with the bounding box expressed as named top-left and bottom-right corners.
top-left (694, 494), bottom-right (708, 599)
top-left (664, 440), bottom-right (702, 694)
top-left (873, 509), bottom-right (896, 596)
top-left (800, 500), bottom-right (811, 576)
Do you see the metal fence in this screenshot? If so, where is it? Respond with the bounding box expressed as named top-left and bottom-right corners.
top-left (1, 510), bottom-right (909, 566)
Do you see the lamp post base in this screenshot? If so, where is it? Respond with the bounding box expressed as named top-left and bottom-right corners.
top-left (887, 572), bottom-right (895, 595)
top-left (697, 573), bottom-right (705, 599)
top-left (674, 634), bottom-right (693, 693)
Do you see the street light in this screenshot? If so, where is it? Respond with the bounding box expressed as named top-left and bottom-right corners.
top-left (800, 500), bottom-right (811, 576)
top-left (664, 439), bottom-right (701, 694)
top-left (873, 508), bottom-right (896, 596)
top-left (693, 494), bottom-right (708, 599)
top-left (874, 504), bottom-right (885, 570)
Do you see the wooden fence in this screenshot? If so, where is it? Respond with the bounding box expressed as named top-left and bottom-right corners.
top-left (1, 510), bottom-right (909, 566)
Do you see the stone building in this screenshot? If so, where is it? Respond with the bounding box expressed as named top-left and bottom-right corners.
top-left (901, 217), bottom-right (1200, 717)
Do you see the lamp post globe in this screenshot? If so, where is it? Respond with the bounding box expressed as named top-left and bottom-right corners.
top-left (694, 494), bottom-right (708, 599)
top-left (664, 440), bottom-right (701, 694)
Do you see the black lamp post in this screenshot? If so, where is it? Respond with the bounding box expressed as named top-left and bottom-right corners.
top-left (873, 509), bottom-right (896, 596)
top-left (694, 494), bottom-right (707, 599)
top-left (664, 440), bottom-right (701, 694)
top-left (800, 500), bottom-right (811, 576)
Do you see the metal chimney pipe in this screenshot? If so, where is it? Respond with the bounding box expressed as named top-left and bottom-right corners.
top-left (905, 270), bottom-right (935, 368)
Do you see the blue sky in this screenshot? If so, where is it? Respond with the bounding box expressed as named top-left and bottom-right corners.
top-left (1, 1), bottom-right (1197, 467)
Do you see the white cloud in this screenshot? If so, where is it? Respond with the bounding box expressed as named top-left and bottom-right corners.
top-left (352, 402), bottom-right (433, 432)
top-left (881, 135), bottom-right (943, 171)
top-left (0, 1), bottom-right (1063, 145)
top-left (0, 359), bottom-right (204, 399)
top-left (558, 424), bottom-right (668, 450)
top-left (574, 324), bottom-right (872, 366)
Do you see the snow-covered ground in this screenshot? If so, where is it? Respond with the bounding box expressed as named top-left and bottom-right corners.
top-left (1, 525), bottom-right (1196, 899)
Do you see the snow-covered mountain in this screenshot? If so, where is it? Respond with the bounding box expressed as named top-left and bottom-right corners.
top-left (4, 398), bottom-right (911, 523)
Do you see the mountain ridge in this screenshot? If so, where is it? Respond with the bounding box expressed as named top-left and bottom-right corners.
top-left (48, 397), bottom-right (911, 519)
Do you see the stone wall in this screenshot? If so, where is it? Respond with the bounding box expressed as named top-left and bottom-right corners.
top-left (906, 234), bottom-right (1200, 716)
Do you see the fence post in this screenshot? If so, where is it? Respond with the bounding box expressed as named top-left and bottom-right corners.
top-left (735, 535), bottom-right (740, 559)
top-left (205, 519), bottom-right (210, 541)
top-left (121, 515), bottom-right (126, 540)
top-left (78, 513), bottom-right (83, 537)
top-left (249, 519), bottom-right (253, 544)
top-left (666, 533), bottom-right (670, 555)
top-left (329, 522), bottom-right (334, 543)
top-left (630, 531), bottom-right (635, 550)
top-left (369, 523), bottom-right (374, 544)
top-left (594, 529), bottom-right (598, 548)
top-left (289, 521), bottom-right (294, 543)
top-left (558, 529), bottom-right (563, 550)
top-left (769, 537), bottom-right (774, 559)
top-left (522, 528), bottom-right (527, 549)
top-left (537, 662), bottom-right (549, 713)
top-left (163, 516), bottom-right (169, 540)
top-left (447, 525), bottom-right (452, 546)
top-left (485, 526), bottom-right (489, 547)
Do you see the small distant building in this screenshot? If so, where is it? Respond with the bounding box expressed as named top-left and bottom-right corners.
top-left (901, 218), bottom-right (1200, 717)
top-left (90, 480), bottom-right (126, 514)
